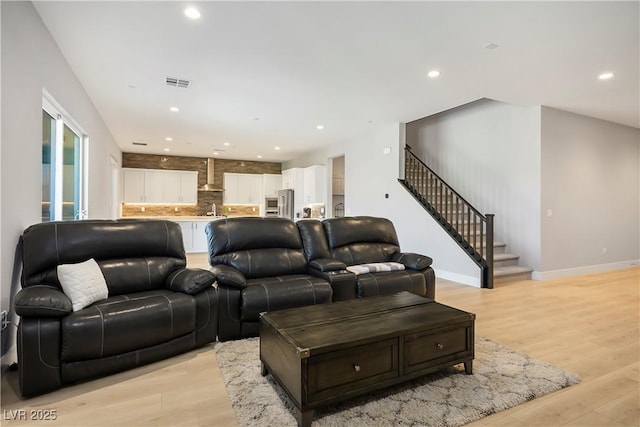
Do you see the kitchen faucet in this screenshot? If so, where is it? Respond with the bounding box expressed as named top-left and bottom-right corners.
top-left (211, 203), bottom-right (217, 216)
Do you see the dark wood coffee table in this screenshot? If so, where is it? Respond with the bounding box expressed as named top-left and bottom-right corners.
top-left (259, 291), bottom-right (475, 427)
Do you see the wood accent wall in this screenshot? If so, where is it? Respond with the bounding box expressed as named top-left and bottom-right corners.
top-left (121, 153), bottom-right (281, 217)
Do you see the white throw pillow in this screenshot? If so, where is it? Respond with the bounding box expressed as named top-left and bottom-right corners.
top-left (57, 258), bottom-right (109, 312)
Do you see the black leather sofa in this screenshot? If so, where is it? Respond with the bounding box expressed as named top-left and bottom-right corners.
top-left (14, 219), bottom-right (218, 397)
top-left (298, 216), bottom-right (435, 301)
top-left (207, 216), bottom-right (435, 341)
top-left (206, 217), bottom-right (333, 341)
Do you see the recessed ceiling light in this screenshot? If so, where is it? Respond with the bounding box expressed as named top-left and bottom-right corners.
top-left (165, 137), bottom-right (173, 141)
top-left (598, 72), bottom-right (614, 80)
top-left (427, 70), bottom-right (441, 78)
top-left (128, 85), bottom-right (136, 89)
top-left (274, 146), bottom-right (281, 150)
top-left (213, 152), bottom-right (219, 156)
top-left (257, 155), bottom-right (263, 159)
top-left (184, 7), bottom-right (201, 19)
top-left (164, 148), bottom-right (170, 152)
top-left (223, 142), bottom-right (231, 146)
top-left (170, 107), bottom-right (180, 112)
top-left (483, 43), bottom-right (499, 50)
top-left (316, 125), bottom-right (324, 130)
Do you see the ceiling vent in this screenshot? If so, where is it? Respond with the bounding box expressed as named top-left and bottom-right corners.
top-left (165, 77), bottom-right (191, 88)
top-left (132, 141), bottom-right (147, 146)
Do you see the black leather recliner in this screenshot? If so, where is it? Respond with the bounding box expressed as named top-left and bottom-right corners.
top-left (206, 217), bottom-right (333, 341)
top-left (298, 216), bottom-right (435, 300)
top-left (14, 219), bottom-right (218, 397)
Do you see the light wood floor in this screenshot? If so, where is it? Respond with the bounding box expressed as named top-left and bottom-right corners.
top-left (1, 259), bottom-right (638, 427)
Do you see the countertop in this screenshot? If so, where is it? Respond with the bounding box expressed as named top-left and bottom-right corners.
top-left (121, 216), bottom-right (228, 221)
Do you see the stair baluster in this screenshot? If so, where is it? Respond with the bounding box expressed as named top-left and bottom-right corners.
top-left (399, 146), bottom-right (495, 289)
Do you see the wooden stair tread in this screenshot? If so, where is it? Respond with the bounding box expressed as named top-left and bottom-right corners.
top-left (493, 266), bottom-right (533, 276)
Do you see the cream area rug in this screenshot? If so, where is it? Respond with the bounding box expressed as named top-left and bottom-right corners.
top-left (214, 337), bottom-right (580, 427)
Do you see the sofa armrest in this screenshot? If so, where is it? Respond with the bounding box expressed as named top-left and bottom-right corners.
top-left (392, 252), bottom-right (433, 271)
top-left (166, 268), bottom-right (216, 295)
top-left (15, 285), bottom-right (72, 318)
top-left (210, 265), bottom-right (247, 289)
top-left (308, 269), bottom-right (357, 301)
top-left (309, 258), bottom-right (347, 272)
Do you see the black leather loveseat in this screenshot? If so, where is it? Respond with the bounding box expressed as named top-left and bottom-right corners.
top-left (299, 216), bottom-right (435, 301)
top-left (14, 219), bottom-right (218, 397)
top-left (206, 217), bottom-right (333, 341)
top-left (207, 216), bottom-right (435, 341)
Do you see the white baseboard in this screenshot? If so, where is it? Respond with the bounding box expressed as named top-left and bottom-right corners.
top-left (532, 259), bottom-right (640, 281)
top-left (434, 269), bottom-right (481, 288)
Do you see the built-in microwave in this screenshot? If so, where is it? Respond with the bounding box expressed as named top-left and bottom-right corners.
top-left (265, 197), bottom-right (278, 210)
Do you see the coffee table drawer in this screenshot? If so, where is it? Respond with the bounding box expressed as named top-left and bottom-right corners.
top-left (404, 327), bottom-right (469, 373)
top-left (307, 338), bottom-right (399, 402)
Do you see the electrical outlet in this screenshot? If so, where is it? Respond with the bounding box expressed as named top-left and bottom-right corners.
top-left (1, 311), bottom-right (8, 330)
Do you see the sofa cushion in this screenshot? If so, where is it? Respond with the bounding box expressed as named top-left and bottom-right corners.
top-left (212, 248), bottom-right (308, 279)
top-left (60, 290), bottom-right (195, 362)
top-left (207, 217), bottom-right (308, 278)
top-left (346, 262), bottom-right (405, 275)
top-left (22, 220), bottom-right (186, 289)
top-left (57, 258), bottom-right (109, 312)
top-left (240, 275), bottom-right (332, 322)
top-left (99, 257), bottom-right (185, 295)
top-left (330, 243), bottom-right (400, 266)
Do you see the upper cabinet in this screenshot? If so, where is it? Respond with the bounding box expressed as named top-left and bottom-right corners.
top-left (303, 165), bottom-right (327, 204)
top-left (224, 173), bottom-right (263, 204)
top-left (263, 174), bottom-right (282, 198)
top-left (163, 170), bottom-right (198, 204)
top-left (122, 168), bottom-right (197, 204)
top-left (122, 169), bottom-right (146, 203)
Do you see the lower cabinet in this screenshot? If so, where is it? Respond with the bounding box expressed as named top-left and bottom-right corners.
top-left (176, 220), bottom-right (209, 253)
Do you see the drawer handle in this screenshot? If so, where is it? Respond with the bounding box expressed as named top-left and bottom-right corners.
top-left (353, 364), bottom-right (361, 372)
top-left (436, 343), bottom-right (444, 350)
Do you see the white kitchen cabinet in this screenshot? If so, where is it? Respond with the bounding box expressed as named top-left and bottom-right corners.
top-left (144, 170), bottom-right (165, 203)
top-left (224, 173), bottom-right (263, 204)
top-left (192, 221), bottom-right (209, 252)
top-left (164, 170), bottom-right (198, 204)
top-left (303, 165), bottom-right (327, 204)
top-left (176, 220), bottom-right (209, 253)
top-left (263, 174), bottom-right (282, 197)
top-left (123, 169), bottom-right (146, 203)
top-left (238, 174), bottom-right (263, 204)
top-left (123, 168), bottom-right (197, 204)
top-left (176, 221), bottom-right (194, 252)
top-left (223, 173), bottom-right (238, 204)
top-left (281, 168), bottom-right (300, 190)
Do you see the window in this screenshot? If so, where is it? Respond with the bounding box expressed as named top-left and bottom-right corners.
top-left (42, 93), bottom-right (88, 222)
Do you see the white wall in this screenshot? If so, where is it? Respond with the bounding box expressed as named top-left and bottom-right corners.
top-left (406, 99), bottom-right (542, 272)
top-left (539, 107), bottom-right (640, 278)
top-left (0, 1), bottom-right (121, 362)
top-left (286, 123), bottom-right (482, 285)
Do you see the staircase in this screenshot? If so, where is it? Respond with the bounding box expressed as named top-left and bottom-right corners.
top-left (399, 146), bottom-right (532, 287)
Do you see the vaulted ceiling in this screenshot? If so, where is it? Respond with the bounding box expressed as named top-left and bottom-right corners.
top-left (34, 1), bottom-right (639, 161)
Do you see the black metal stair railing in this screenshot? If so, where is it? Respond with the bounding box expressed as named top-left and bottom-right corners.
top-left (399, 146), bottom-right (494, 289)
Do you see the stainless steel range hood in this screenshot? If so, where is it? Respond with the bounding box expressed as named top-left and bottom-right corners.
top-left (198, 158), bottom-right (224, 192)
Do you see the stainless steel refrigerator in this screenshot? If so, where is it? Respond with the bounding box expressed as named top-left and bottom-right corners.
top-left (277, 189), bottom-right (294, 219)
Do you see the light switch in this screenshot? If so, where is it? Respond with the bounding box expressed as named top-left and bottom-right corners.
top-left (546, 209), bottom-right (553, 217)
